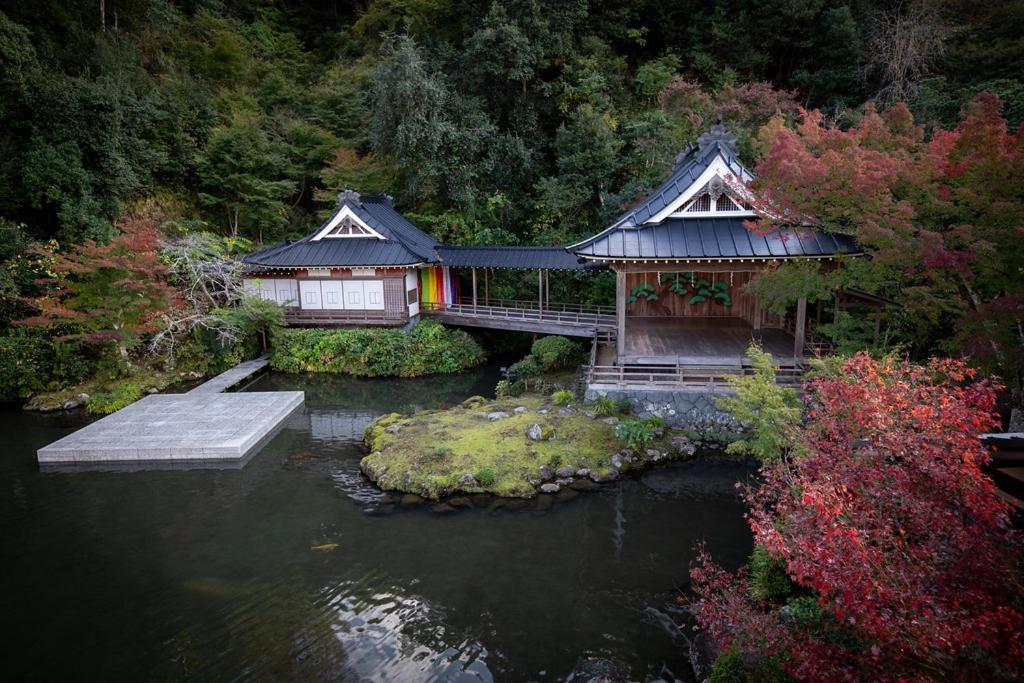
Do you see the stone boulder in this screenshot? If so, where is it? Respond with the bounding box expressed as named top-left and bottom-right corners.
top-left (554, 465), bottom-right (575, 478)
top-left (540, 483), bottom-right (560, 494)
top-left (513, 406), bottom-right (528, 414)
top-left (487, 411), bottom-right (510, 421)
top-left (526, 423), bottom-right (554, 441)
top-left (457, 473), bottom-right (479, 487)
top-left (538, 465), bottom-right (554, 481)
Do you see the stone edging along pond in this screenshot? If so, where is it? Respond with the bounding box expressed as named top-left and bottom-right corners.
top-left (361, 394), bottom-right (699, 500)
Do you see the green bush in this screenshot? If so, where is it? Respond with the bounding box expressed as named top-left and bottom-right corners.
top-left (592, 396), bottom-right (618, 416)
top-left (645, 415), bottom-right (666, 429)
top-left (708, 647), bottom-right (751, 683)
top-left (506, 354), bottom-right (540, 382)
top-left (269, 320), bottom-right (484, 377)
top-left (551, 389), bottom-right (574, 406)
top-left (85, 381), bottom-right (144, 415)
top-left (716, 344), bottom-right (803, 465)
top-left (0, 330), bottom-right (92, 400)
top-left (614, 418), bottom-right (656, 453)
top-left (530, 336), bottom-right (581, 371)
top-left (475, 467), bottom-right (496, 486)
top-left (748, 545), bottom-right (791, 602)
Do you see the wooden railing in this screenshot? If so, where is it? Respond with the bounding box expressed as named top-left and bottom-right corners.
top-left (284, 308), bottom-right (407, 325)
top-left (583, 362), bottom-right (805, 389)
top-left (422, 300), bottom-right (616, 329)
top-left (442, 297), bottom-right (616, 316)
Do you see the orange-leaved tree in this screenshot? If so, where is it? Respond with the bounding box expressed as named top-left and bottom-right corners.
top-left (16, 216), bottom-right (179, 364)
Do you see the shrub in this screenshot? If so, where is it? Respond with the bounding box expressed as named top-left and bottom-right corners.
top-left (0, 330), bottom-right (92, 400)
top-left (85, 381), bottom-right (144, 415)
top-left (551, 389), bottom-right (574, 406)
top-left (645, 415), bottom-right (666, 429)
top-left (715, 344), bottom-right (802, 465)
top-left (530, 336), bottom-right (581, 371)
top-left (505, 354), bottom-right (540, 382)
top-left (269, 321), bottom-right (484, 377)
top-left (692, 355), bottom-right (1024, 681)
top-left (708, 647), bottom-right (751, 683)
top-left (747, 546), bottom-right (791, 602)
top-left (475, 467), bottom-right (496, 486)
top-left (548, 453), bottom-right (563, 468)
top-left (592, 396), bottom-right (618, 416)
top-left (614, 418), bottom-right (655, 453)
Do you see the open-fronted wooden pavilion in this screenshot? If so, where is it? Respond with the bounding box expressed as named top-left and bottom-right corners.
top-left (243, 125), bottom-right (861, 387)
top-left (569, 125), bottom-right (860, 375)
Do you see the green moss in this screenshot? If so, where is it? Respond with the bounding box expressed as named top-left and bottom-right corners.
top-left (25, 367), bottom-right (193, 413)
top-left (362, 395), bottom-right (657, 499)
top-left (85, 381), bottom-right (145, 415)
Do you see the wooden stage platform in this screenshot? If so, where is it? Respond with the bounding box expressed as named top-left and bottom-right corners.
top-left (620, 317), bottom-right (795, 366)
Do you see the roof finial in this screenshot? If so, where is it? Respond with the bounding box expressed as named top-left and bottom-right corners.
top-left (697, 123), bottom-right (738, 155)
top-left (338, 188), bottom-right (361, 206)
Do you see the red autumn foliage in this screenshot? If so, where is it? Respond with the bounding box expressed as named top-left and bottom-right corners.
top-left (746, 95), bottom-right (1024, 396)
top-left (691, 355), bottom-right (1023, 681)
top-left (16, 216), bottom-right (179, 354)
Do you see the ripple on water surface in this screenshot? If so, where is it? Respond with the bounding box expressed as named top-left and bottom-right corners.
top-left (1, 366), bottom-right (754, 681)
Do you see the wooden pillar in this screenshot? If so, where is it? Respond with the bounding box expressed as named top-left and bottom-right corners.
top-left (615, 269), bottom-right (626, 361)
top-left (545, 270), bottom-right (550, 307)
top-left (538, 269), bottom-right (544, 319)
top-left (471, 267), bottom-right (477, 310)
top-left (484, 268), bottom-right (489, 304)
top-left (794, 296), bottom-right (807, 360)
top-left (752, 298), bottom-right (761, 330)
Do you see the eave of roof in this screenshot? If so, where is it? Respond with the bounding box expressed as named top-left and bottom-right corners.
top-left (571, 217), bottom-right (860, 261)
top-left (435, 245), bottom-right (598, 270)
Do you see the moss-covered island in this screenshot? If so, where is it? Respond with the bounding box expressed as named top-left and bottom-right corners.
top-left (362, 394), bottom-right (696, 499)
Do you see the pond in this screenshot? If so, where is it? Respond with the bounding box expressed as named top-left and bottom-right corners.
top-left (0, 362), bottom-right (754, 681)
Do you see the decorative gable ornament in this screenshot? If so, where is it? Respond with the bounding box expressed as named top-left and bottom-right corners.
top-left (697, 123), bottom-right (738, 155)
top-left (311, 204), bottom-right (386, 241)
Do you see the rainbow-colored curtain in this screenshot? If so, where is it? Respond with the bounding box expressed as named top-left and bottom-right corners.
top-left (420, 267), bottom-right (459, 307)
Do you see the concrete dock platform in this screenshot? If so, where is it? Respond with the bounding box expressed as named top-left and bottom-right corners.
top-left (36, 357), bottom-right (304, 466)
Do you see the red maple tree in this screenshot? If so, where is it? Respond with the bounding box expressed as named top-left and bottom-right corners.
top-left (17, 216), bottom-right (179, 361)
top-left (746, 94), bottom-right (1024, 397)
top-left (691, 355), bottom-right (1023, 681)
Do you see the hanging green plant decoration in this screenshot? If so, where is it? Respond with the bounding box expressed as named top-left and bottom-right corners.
top-left (660, 272), bottom-right (689, 297)
top-left (627, 283), bottom-right (658, 303)
top-left (689, 277), bottom-right (732, 306)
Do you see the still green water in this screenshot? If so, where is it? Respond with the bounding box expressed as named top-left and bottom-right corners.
top-left (0, 363), bottom-right (753, 681)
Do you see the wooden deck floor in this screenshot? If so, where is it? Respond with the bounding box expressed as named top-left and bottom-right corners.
top-left (621, 317), bottom-right (795, 365)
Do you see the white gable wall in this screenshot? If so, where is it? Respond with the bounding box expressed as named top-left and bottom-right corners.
top-left (645, 154), bottom-right (755, 224)
top-left (310, 205), bottom-right (386, 241)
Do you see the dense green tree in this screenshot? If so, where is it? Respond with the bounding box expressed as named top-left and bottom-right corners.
top-left (196, 116), bottom-right (296, 240)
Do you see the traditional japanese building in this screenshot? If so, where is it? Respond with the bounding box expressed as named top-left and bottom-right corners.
top-left (244, 124), bottom-right (861, 378)
top-left (568, 124), bottom-right (860, 371)
top-left (242, 190), bottom-right (446, 326)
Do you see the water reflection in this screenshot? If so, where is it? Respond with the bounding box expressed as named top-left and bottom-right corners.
top-left (1, 365), bottom-right (755, 681)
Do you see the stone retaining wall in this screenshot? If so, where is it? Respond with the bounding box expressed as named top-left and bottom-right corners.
top-left (583, 386), bottom-right (743, 434)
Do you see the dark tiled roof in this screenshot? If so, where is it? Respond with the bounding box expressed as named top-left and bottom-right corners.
top-left (606, 140), bottom-right (750, 230)
top-left (571, 217), bottom-right (860, 260)
top-left (242, 193), bottom-right (440, 268)
top-left (436, 245), bottom-right (597, 270)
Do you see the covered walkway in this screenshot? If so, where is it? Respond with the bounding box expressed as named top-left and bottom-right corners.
top-left (423, 246), bottom-right (613, 336)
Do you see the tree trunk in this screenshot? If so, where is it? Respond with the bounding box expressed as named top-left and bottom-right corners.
top-left (99, 0), bottom-right (105, 31)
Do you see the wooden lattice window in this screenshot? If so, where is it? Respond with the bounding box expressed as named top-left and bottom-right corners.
top-left (686, 193), bottom-right (712, 212)
top-left (715, 195), bottom-right (739, 211)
